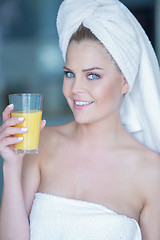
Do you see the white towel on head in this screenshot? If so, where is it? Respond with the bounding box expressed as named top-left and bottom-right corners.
top-left (57, 0), bottom-right (160, 153)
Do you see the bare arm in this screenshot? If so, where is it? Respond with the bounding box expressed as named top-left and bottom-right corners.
top-left (139, 153), bottom-right (160, 240)
top-left (0, 105), bottom-right (46, 240)
top-left (1, 161), bottom-right (30, 240)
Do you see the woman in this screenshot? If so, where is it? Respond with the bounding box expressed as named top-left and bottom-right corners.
top-left (0, 0), bottom-right (160, 239)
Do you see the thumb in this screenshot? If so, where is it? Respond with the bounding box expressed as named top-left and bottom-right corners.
top-left (40, 119), bottom-right (46, 131)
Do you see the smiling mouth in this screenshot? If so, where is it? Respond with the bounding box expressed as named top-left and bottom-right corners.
top-left (74, 100), bottom-right (93, 106)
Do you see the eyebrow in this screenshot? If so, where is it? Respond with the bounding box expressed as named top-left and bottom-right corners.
top-left (63, 66), bottom-right (104, 72)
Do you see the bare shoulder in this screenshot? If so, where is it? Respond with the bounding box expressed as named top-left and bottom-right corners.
top-left (39, 121), bottom-right (75, 144)
top-left (37, 121), bottom-right (76, 158)
top-left (23, 121), bottom-right (75, 169)
top-left (131, 143), bottom-right (160, 184)
top-left (133, 145), bottom-right (160, 205)
top-left (137, 146), bottom-right (160, 182)
top-left (123, 133), bottom-right (160, 175)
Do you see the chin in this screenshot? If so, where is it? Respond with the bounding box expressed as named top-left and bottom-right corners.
top-left (73, 114), bottom-right (90, 125)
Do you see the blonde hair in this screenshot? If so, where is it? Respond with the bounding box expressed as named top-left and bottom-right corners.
top-left (69, 24), bottom-right (99, 43)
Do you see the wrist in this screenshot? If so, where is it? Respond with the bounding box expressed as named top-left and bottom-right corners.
top-left (2, 160), bottom-right (23, 180)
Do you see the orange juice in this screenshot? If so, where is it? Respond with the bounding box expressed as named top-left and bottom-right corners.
top-left (11, 110), bottom-right (42, 152)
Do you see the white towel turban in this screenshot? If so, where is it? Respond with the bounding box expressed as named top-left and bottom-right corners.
top-left (57, 0), bottom-right (160, 153)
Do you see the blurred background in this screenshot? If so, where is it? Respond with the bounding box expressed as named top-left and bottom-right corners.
top-left (0, 0), bottom-right (160, 202)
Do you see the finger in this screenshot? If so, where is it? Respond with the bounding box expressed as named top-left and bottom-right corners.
top-left (2, 104), bottom-right (14, 122)
top-left (40, 119), bottom-right (46, 131)
top-left (0, 126), bottom-right (28, 140)
top-left (1, 116), bottom-right (24, 131)
top-left (0, 136), bottom-right (23, 153)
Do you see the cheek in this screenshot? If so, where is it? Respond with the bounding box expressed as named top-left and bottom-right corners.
top-left (96, 80), bottom-right (122, 106)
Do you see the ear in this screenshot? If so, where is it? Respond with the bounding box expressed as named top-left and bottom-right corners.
top-left (121, 76), bottom-right (129, 95)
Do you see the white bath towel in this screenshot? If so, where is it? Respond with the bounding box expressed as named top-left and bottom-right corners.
top-left (57, 0), bottom-right (160, 153)
top-left (30, 192), bottom-right (142, 239)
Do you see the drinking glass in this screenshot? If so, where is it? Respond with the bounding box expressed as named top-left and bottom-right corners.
top-left (8, 93), bottom-right (43, 154)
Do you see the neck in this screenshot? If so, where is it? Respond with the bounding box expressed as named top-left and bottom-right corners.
top-left (74, 112), bottom-right (127, 148)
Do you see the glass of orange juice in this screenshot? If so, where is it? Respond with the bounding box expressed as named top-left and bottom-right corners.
top-left (8, 93), bottom-right (43, 154)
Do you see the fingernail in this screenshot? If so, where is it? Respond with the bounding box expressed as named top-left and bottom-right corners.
top-left (18, 117), bottom-right (24, 121)
top-left (8, 104), bottom-right (13, 108)
top-left (21, 128), bottom-right (28, 132)
top-left (18, 137), bottom-right (23, 141)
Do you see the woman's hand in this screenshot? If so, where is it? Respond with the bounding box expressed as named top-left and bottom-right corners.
top-left (0, 104), bottom-right (46, 164)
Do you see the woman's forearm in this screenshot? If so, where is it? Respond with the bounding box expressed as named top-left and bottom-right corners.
top-left (0, 162), bottom-right (30, 240)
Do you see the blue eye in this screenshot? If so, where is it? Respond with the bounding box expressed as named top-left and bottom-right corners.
top-left (64, 71), bottom-right (75, 78)
top-left (87, 73), bottom-right (100, 80)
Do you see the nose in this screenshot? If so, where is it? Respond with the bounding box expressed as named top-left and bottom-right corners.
top-left (72, 77), bottom-right (85, 94)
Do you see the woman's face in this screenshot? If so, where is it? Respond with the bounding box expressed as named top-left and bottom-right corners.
top-left (63, 40), bottom-right (128, 124)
